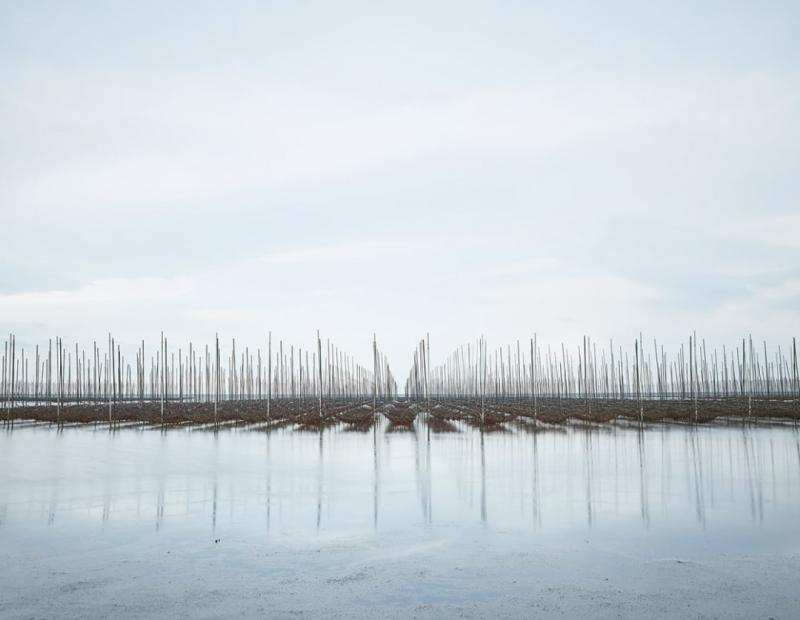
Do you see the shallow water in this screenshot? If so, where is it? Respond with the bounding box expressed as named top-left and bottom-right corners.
top-left (2, 420), bottom-right (799, 619)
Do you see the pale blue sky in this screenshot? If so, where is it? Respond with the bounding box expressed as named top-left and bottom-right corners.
top-left (1, 1), bottom-right (798, 370)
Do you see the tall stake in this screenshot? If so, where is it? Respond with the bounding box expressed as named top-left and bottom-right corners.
top-left (267, 332), bottom-right (272, 421)
top-left (317, 330), bottom-right (323, 419)
top-left (372, 334), bottom-right (378, 418)
top-left (108, 333), bottom-right (113, 425)
top-left (214, 333), bottom-right (219, 427)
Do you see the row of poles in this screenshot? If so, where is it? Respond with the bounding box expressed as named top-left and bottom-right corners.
top-left (1, 331), bottom-right (398, 422)
top-left (407, 333), bottom-right (800, 404)
top-left (4, 331), bottom-right (798, 423)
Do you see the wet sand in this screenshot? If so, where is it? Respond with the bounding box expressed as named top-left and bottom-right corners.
top-left (3, 396), bottom-right (798, 427)
top-left (1, 420), bottom-right (799, 619)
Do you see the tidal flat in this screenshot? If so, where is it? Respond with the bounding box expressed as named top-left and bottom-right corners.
top-left (1, 420), bottom-right (799, 619)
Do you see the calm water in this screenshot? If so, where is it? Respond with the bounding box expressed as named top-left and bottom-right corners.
top-left (2, 420), bottom-right (799, 619)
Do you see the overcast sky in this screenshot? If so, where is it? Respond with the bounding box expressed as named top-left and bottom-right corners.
top-left (2, 1), bottom-right (799, 375)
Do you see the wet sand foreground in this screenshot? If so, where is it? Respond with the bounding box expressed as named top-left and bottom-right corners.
top-left (1, 419), bottom-right (799, 619)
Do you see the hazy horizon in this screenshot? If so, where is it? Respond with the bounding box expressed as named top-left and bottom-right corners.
top-left (2, 1), bottom-right (799, 374)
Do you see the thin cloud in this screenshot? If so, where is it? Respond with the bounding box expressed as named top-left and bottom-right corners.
top-left (250, 240), bottom-right (410, 266)
top-left (9, 73), bottom-right (795, 212)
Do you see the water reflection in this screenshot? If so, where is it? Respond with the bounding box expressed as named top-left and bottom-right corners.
top-left (0, 421), bottom-right (799, 539)
top-left (480, 430), bottom-right (486, 525)
top-left (531, 431), bottom-right (540, 528)
top-left (638, 428), bottom-right (649, 528)
top-left (316, 428), bottom-right (322, 532)
top-left (265, 429), bottom-right (271, 533)
top-left (372, 423), bottom-right (378, 530)
top-left (584, 429), bottom-right (593, 527)
top-left (689, 427), bottom-right (705, 527)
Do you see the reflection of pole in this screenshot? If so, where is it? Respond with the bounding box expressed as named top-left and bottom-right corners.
top-left (426, 416), bottom-right (432, 525)
top-left (689, 427), bottom-right (705, 526)
top-left (266, 428), bottom-right (271, 533)
top-left (316, 428), bottom-right (323, 531)
top-left (638, 428), bottom-right (650, 528)
top-left (584, 430), bottom-right (593, 527)
top-left (532, 431), bottom-right (540, 527)
top-left (373, 421), bottom-right (378, 529)
top-left (211, 477), bottom-right (218, 535)
top-left (157, 477), bottom-right (165, 532)
top-left (480, 429), bottom-right (487, 525)
top-left (742, 428), bottom-right (764, 523)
